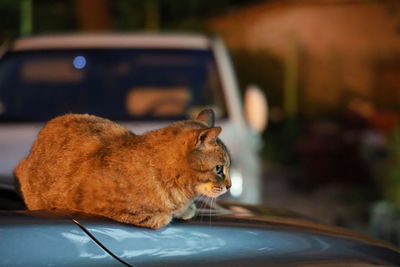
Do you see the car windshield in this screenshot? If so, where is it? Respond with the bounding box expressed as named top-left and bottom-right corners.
top-left (0, 48), bottom-right (226, 122)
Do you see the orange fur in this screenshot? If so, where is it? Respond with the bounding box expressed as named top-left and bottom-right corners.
top-left (14, 109), bottom-right (231, 229)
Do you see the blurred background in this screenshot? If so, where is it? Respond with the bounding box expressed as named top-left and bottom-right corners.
top-left (1, 0), bottom-right (400, 247)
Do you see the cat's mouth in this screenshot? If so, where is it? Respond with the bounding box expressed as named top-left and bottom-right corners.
top-left (211, 187), bottom-right (227, 198)
top-left (195, 183), bottom-right (227, 198)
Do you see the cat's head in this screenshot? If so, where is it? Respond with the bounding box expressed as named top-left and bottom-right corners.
top-left (186, 109), bottom-right (231, 198)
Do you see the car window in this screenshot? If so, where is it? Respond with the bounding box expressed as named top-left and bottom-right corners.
top-left (0, 48), bottom-right (227, 122)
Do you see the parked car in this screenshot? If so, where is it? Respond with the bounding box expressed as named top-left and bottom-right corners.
top-left (0, 33), bottom-right (267, 204)
top-left (0, 33), bottom-right (399, 266)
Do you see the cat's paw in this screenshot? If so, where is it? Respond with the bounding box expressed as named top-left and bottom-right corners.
top-left (116, 213), bottom-right (172, 229)
top-left (177, 202), bottom-right (196, 220)
top-left (147, 214), bottom-right (173, 229)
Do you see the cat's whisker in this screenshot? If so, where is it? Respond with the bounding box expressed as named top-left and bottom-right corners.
top-left (207, 196), bottom-right (214, 226)
top-left (195, 195), bottom-right (202, 208)
top-left (201, 195), bottom-right (209, 211)
top-left (203, 195), bottom-right (209, 209)
top-left (199, 195), bottom-right (207, 209)
top-left (209, 197), bottom-right (216, 226)
top-left (203, 195), bottom-right (212, 222)
top-left (198, 194), bottom-right (208, 222)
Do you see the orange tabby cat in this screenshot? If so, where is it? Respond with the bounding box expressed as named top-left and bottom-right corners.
top-left (15, 109), bottom-right (231, 229)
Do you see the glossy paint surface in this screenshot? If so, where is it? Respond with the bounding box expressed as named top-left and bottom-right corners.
top-left (1, 204), bottom-right (400, 266)
top-left (76, 217), bottom-right (400, 266)
top-left (0, 212), bottom-right (119, 266)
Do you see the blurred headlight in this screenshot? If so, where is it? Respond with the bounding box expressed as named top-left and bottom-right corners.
top-left (230, 169), bottom-right (243, 197)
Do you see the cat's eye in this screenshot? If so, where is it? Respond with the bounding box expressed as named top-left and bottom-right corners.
top-left (216, 165), bottom-right (224, 176)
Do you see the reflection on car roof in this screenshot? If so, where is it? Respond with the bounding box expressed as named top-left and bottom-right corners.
top-left (10, 33), bottom-right (211, 51)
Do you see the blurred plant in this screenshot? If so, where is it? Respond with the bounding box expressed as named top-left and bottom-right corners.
top-left (369, 200), bottom-right (400, 246)
top-left (20, 0), bottom-right (32, 36)
top-left (1, 0), bottom-right (271, 43)
top-left (370, 125), bottom-right (400, 246)
top-left (0, 0), bottom-right (21, 42)
top-left (383, 124), bottom-right (400, 207)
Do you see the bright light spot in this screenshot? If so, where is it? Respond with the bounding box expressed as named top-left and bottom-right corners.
top-left (230, 170), bottom-right (243, 197)
top-left (73, 56), bottom-right (86, 69)
top-left (244, 85), bottom-right (268, 132)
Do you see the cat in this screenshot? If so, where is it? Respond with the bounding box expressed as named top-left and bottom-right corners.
top-left (14, 109), bottom-right (231, 229)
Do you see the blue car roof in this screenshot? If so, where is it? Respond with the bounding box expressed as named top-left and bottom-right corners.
top-left (1, 202), bottom-right (399, 266)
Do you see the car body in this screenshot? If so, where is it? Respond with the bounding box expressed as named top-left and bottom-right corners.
top-left (0, 33), bottom-right (264, 204)
top-left (1, 199), bottom-right (399, 266)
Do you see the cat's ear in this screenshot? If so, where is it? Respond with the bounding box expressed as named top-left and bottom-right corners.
top-left (195, 127), bottom-right (221, 149)
top-left (195, 109), bottom-right (215, 127)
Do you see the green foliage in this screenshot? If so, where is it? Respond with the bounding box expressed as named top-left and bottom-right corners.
top-left (111, 0), bottom-right (262, 31)
top-left (0, 0), bottom-right (267, 44)
top-left (33, 0), bottom-right (76, 34)
top-left (383, 124), bottom-right (400, 207)
top-left (0, 0), bottom-right (76, 43)
top-left (110, 0), bottom-right (146, 30)
top-left (0, 0), bottom-right (20, 41)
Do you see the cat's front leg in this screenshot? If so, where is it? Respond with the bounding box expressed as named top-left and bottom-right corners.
top-left (144, 214), bottom-right (173, 229)
top-left (174, 201), bottom-right (196, 220)
top-left (116, 213), bottom-right (172, 229)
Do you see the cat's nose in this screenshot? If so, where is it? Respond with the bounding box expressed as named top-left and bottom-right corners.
top-left (225, 179), bottom-right (231, 189)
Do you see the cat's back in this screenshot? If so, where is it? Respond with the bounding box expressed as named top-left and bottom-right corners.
top-left (21, 113), bottom-right (133, 165)
top-left (36, 114), bottom-right (130, 146)
top-left (43, 113), bottom-right (130, 139)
